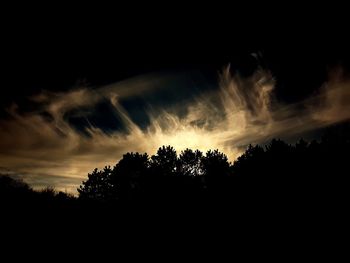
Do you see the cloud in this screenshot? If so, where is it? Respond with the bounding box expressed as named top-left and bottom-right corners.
top-left (0, 67), bottom-right (349, 193)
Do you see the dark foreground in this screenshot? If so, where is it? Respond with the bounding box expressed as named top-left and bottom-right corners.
top-left (1, 127), bottom-right (349, 258)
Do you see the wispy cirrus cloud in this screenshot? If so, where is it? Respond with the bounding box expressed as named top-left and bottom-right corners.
top-left (0, 67), bottom-right (349, 193)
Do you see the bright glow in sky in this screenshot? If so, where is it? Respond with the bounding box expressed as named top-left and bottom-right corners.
top-left (0, 66), bottom-right (349, 193)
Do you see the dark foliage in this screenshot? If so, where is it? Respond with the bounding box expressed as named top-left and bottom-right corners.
top-left (1, 126), bottom-right (349, 246)
top-left (3, 125), bottom-right (348, 211)
top-left (75, 127), bottom-right (349, 215)
top-left (0, 176), bottom-right (76, 211)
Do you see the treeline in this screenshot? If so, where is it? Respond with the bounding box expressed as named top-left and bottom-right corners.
top-left (0, 176), bottom-right (75, 209)
top-left (1, 126), bottom-right (349, 212)
top-left (2, 133), bottom-right (348, 260)
top-left (77, 135), bottom-right (349, 210)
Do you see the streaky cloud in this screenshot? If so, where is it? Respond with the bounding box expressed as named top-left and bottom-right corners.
top-left (0, 66), bottom-right (349, 193)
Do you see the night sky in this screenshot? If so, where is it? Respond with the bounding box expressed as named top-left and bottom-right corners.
top-left (1, 7), bottom-right (349, 192)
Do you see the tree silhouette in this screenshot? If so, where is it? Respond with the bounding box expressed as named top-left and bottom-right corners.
top-left (0, 175), bottom-right (32, 203)
top-left (78, 166), bottom-right (113, 201)
top-left (110, 152), bottom-right (149, 201)
top-left (150, 145), bottom-right (177, 176)
top-left (232, 144), bottom-right (265, 178)
top-left (2, 126), bottom-right (349, 253)
top-left (177, 149), bottom-right (203, 177)
top-left (202, 149), bottom-right (230, 188)
top-left (3, 124), bottom-right (347, 217)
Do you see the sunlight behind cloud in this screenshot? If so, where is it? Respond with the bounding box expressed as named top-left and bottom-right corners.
top-left (0, 66), bottom-right (349, 193)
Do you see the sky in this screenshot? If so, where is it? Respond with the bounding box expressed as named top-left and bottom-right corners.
top-left (1, 8), bottom-right (350, 193)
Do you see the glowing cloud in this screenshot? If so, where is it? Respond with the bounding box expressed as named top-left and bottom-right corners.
top-left (0, 66), bottom-right (349, 193)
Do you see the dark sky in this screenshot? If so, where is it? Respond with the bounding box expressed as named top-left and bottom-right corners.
top-left (1, 5), bottom-right (350, 192)
top-left (2, 5), bottom-right (349, 107)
